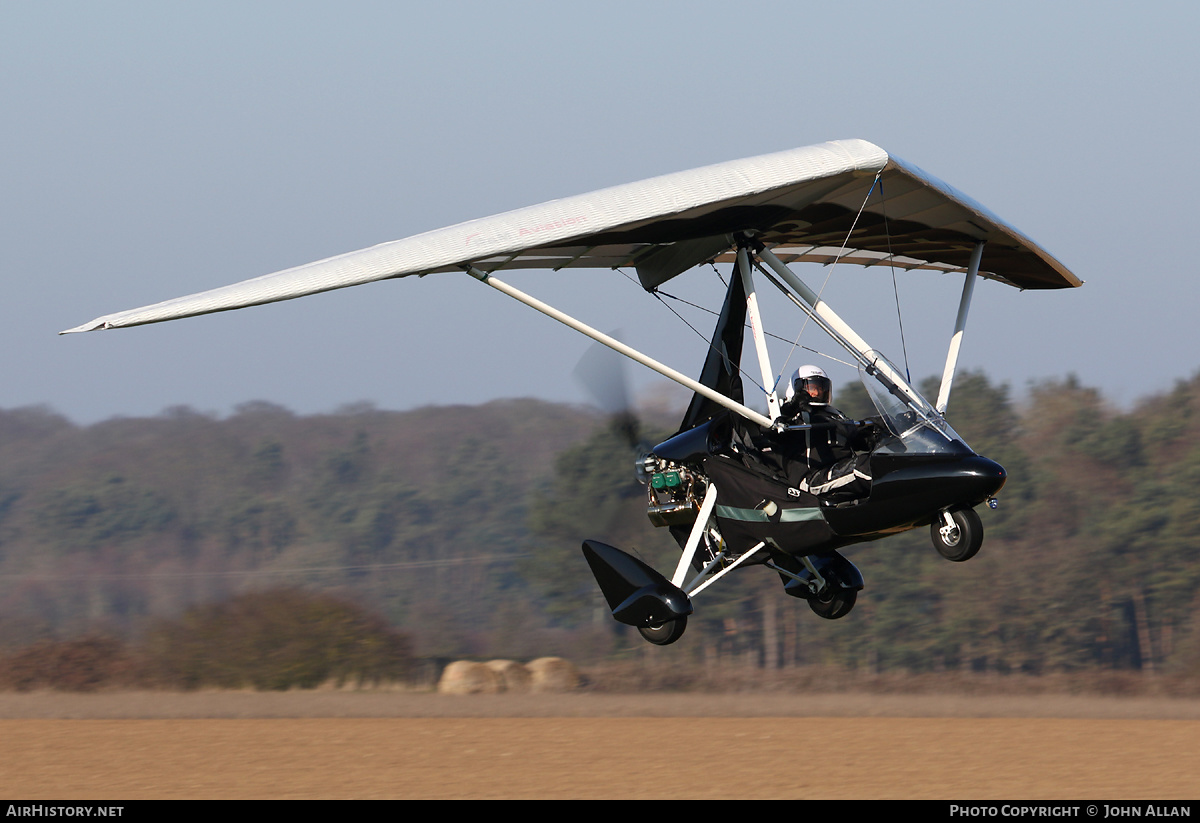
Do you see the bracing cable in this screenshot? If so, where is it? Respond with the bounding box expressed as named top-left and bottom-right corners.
top-left (878, 176), bottom-right (912, 383)
top-left (775, 173), bottom-right (882, 383)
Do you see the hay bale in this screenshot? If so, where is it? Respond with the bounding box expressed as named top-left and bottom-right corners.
top-left (437, 660), bottom-right (503, 695)
top-left (527, 657), bottom-right (579, 693)
top-left (485, 659), bottom-right (532, 693)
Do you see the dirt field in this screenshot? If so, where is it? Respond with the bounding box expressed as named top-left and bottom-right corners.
top-left (2, 691), bottom-right (1198, 799)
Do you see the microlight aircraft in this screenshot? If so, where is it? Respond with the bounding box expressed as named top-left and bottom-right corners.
top-left (64, 139), bottom-right (1080, 645)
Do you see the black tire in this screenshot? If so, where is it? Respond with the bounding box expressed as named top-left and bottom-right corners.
top-left (931, 507), bottom-right (984, 562)
top-left (638, 616), bottom-right (687, 645)
top-left (808, 587), bottom-right (856, 620)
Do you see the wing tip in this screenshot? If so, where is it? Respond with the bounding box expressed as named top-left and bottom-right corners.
top-left (59, 319), bottom-right (107, 335)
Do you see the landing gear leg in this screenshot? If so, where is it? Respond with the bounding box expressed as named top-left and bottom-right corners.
top-left (771, 550), bottom-right (863, 620)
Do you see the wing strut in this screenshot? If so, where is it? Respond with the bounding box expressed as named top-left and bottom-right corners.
top-left (464, 267), bottom-right (774, 429)
top-left (935, 242), bottom-right (985, 414)
top-left (671, 482), bottom-right (719, 588)
top-left (737, 242), bottom-right (781, 421)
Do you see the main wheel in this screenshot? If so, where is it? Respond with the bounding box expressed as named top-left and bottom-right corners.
top-left (808, 587), bottom-right (857, 620)
top-left (931, 507), bottom-right (984, 562)
top-left (638, 616), bottom-right (687, 645)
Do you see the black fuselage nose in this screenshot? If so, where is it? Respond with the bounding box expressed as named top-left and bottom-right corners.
top-left (823, 452), bottom-right (1007, 538)
top-left (952, 454), bottom-right (1007, 500)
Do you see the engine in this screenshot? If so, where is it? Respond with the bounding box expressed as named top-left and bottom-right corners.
top-left (640, 454), bottom-right (704, 527)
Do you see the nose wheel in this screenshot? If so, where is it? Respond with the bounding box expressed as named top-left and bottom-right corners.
top-left (931, 507), bottom-right (983, 562)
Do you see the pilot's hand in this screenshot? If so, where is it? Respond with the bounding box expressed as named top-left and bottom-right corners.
top-left (850, 420), bottom-right (879, 451)
top-left (779, 396), bottom-right (803, 420)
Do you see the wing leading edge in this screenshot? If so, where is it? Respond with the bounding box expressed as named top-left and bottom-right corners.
top-left (62, 139), bottom-right (1079, 335)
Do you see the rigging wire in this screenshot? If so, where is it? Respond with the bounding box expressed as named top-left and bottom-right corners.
top-left (656, 280), bottom-right (856, 370)
top-left (776, 173), bottom-right (882, 384)
top-left (614, 253), bottom-right (861, 405)
top-left (612, 266), bottom-right (768, 399)
top-left (616, 265), bottom-right (818, 402)
top-left (749, 263), bottom-right (857, 371)
top-left (649, 281), bottom-right (768, 398)
top-left (879, 176), bottom-right (913, 384)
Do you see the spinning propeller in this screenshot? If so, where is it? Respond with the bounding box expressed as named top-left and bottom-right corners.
top-left (573, 338), bottom-right (656, 483)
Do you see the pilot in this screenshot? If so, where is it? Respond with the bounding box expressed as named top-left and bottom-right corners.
top-left (777, 365), bottom-right (875, 501)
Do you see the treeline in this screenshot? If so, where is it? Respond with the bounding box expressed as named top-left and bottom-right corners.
top-left (1, 373), bottom-right (1200, 685)
top-left (0, 398), bottom-right (606, 660)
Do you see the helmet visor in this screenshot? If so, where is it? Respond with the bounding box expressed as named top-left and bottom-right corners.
top-left (797, 375), bottom-right (832, 405)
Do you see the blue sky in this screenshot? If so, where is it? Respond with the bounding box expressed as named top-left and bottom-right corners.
top-left (4, 1), bottom-right (1198, 422)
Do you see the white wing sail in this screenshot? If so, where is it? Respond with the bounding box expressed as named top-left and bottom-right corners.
top-left (63, 139), bottom-right (1078, 335)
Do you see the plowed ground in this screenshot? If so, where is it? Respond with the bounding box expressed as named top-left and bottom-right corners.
top-left (2, 692), bottom-right (1198, 799)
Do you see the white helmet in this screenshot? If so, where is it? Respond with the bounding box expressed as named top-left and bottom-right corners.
top-left (785, 365), bottom-right (832, 406)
